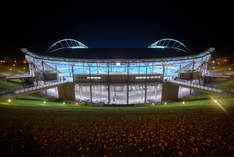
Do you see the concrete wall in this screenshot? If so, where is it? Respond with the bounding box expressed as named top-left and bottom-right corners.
top-left (44, 73), bottom-right (57, 81)
top-left (162, 83), bottom-right (179, 102)
top-left (180, 72), bottom-right (202, 80)
top-left (58, 83), bottom-right (75, 101)
top-left (34, 72), bottom-right (57, 81)
top-left (192, 72), bottom-right (202, 80)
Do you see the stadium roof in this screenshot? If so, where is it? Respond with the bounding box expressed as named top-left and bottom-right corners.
top-left (40, 48), bottom-right (198, 59)
top-left (38, 38), bottom-right (195, 60)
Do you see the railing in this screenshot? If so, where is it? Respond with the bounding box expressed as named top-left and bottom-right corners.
top-left (14, 80), bottom-right (70, 95)
top-left (168, 79), bottom-right (223, 93)
top-left (6, 73), bottom-right (32, 79)
top-left (0, 84), bottom-right (33, 96)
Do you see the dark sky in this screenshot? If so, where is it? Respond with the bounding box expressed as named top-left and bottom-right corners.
top-left (0, 1), bottom-right (233, 57)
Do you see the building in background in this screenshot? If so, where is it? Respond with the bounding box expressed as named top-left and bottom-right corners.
top-left (22, 38), bottom-right (213, 105)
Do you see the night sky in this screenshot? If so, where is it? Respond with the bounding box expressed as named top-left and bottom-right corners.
top-left (0, 1), bottom-right (233, 57)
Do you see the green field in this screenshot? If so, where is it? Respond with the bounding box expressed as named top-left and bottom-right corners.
top-left (0, 79), bottom-right (23, 91)
top-left (209, 78), bottom-right (234, 91)
top-left (0, 94), bottom-right (233, 156)
top-left (0, 64), bottom-right (27, 76)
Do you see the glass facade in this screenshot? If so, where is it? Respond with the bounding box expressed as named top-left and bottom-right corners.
top-left (74, 83), bottom-right (162, 105)
top-left (24, 50), bottom-right (211, 104)
top-left (26, 53), bottom-right (211, 81)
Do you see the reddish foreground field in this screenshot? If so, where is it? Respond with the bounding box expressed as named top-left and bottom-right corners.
top-left (0, 96), bottom-right (234, 157)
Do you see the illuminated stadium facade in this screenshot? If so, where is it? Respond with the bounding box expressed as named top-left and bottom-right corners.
top-left (22, 38), bottom-right (213, 105)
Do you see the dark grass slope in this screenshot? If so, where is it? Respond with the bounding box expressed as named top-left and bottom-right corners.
top-left (0, 96), bottom-right (233, 156)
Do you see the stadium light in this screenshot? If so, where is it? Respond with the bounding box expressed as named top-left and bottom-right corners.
top-left (8, 99), bottom-right (12, 103)
top-left (210, 96), bottom-right (229, 117)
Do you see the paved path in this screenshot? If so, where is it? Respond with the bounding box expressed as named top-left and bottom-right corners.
top-left (6, 73), bottom-right (32, 79)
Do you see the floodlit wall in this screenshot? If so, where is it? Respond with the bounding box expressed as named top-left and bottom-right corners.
top-left (178, 80), bottom-right (201, 98)
top-left (24, 49), bottom-right (211, 104)
top-left (128, 85), bottom-right (145, 104)
top-left (146, 84), bottom-right (162, 103)
top-left (75, 84), bottom-right (91, 102)
top-left (33, 80), bottom-right (59, 98)
top-left (178, 86), bottom-right (192, 98)
top-left (110, 85), bottom-right (127, 104)
top-left (46, 87), bottom-right (59, 98)
top-left (92, 85), bottom-right (108, 104)
top-left (25, 53), bottom-right (211, 82)
top-left (74, 83), bottom-right (162, 105)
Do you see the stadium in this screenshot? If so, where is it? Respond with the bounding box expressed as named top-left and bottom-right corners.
top-left (21, 38), bottom-right (213, 105)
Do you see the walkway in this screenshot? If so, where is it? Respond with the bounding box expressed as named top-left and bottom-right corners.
top-left (6, 73), bottom-right (32, 79)
top-left (168, 79), bottom-right (223, 94)
top-left (0, 80), bottom-right (71, 98)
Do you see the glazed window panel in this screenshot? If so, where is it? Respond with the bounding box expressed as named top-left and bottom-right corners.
top-left (90, 66), bottom-right (98, 74)
top-left (74, 66), bottom-right (84, 74)
top-left (92, 85), bottom-right (108, 104)
top-left (129, 63), bottom-right (137, 66)
top-left (129, 67), bottom-right (139, 74)
top-left (75, 84), bottom-right (91, 102)
top-left (110, 65), bottom-right (126, 73)
top-left (110, 85), bottom-right (127, 104)
top-left (139, 63), bottom-right (146, 66)
top-left (146, 84), bottom-right (162, 103)
top-left (98, 67), bottom-right (108, 74)
top-left (85, 67), bottom-right (90, 74)
top-left (99, 63), bottom-right (107, 67)
top-left (129, 85), bottom-right (145, 104)
top-left (74, 62), bottom-right (83, 66)
top-left (152, 66), bottom-right (163, 74)
top-left (139, 66), bottom-right (146, 74)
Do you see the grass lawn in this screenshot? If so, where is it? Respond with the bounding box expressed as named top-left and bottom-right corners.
top-left (0, 94), bottom-right (233, 156)
top-left (0, 64), bottom-right (27, 75)
top-left (209, 78), bottom-right (234, 91)
top-left (0, 64), bottom-right (27, 91)
top-left (0, 79), bottom-right (22, 91)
